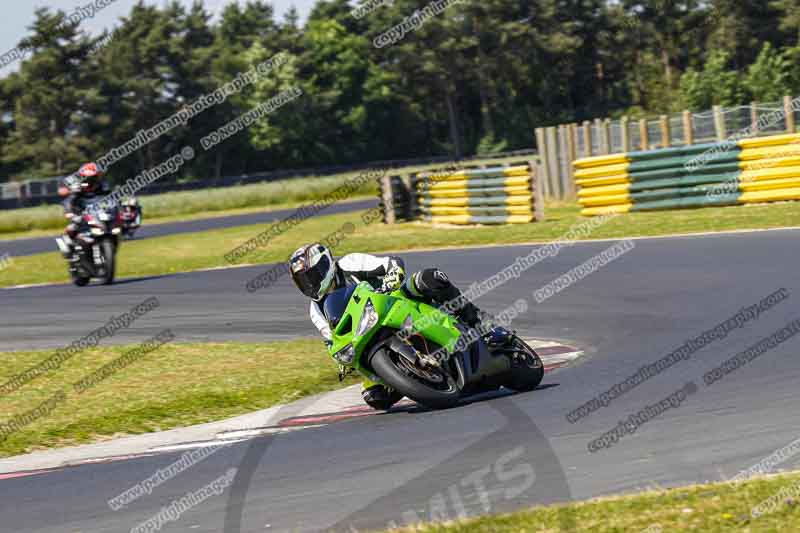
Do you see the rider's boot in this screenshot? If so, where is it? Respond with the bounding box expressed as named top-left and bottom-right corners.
top-left (361, 379), bottom-right (404, 411)
top-left (455, 300), bottom-right (483, 329)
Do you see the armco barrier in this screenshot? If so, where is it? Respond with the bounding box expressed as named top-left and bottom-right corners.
top-left (379, 161), bottom-right (544, 225)
top-left (574, 133), bottom-right (800, 216)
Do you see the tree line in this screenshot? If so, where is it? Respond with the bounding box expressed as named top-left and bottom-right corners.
top-left (1, 0), bottom-right (799, 184)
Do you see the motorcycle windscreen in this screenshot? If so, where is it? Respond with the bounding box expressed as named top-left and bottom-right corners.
top-left (323, 284), bottom-right (357, 327)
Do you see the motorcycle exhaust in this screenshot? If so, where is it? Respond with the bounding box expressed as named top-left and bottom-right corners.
top-left (55, 237), bottom-right (71, 258)
top-left (55, 237), bottom-right (68, 252)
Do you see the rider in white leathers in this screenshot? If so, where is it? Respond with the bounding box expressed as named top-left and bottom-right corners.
top-left (289, 243), bottom-right (482, 410)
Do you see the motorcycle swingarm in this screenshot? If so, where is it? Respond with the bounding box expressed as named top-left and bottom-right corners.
top-left (377, 334), bottom-right (510, 393)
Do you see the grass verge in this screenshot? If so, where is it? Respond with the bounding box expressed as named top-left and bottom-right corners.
top-left (0, 196), bottom-right (372, 241)
top-left (0, 339), bottom-right (357, 458)
top-left (0, 154), bottom-right (532, 237)
top-left (0, 174), bottom-right (377, 237)
top-left (2, 201), bottom-right (800, 288)
top-left (383, 471), bottom-right (800, 532)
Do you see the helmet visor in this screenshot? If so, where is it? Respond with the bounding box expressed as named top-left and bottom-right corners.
top-left (291, 254), bottom-right (331, 299)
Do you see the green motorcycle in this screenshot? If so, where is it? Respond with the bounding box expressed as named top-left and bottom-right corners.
top-left (324, 281), bottom-right (544, 409)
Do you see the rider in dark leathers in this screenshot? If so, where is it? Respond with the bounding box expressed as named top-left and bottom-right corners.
top-left (58, 162), bottom-right (111, 256)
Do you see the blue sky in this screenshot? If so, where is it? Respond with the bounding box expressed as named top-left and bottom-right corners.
top-left (0, 0), bottom-right (318, 76)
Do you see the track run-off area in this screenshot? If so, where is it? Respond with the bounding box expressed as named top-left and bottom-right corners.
top-left (1, 228), bottom-right (800, 532)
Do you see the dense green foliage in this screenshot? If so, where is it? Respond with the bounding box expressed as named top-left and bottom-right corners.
top-left (1, 0), bottom-right (799, 183)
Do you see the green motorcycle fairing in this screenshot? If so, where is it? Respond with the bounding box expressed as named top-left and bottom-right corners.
top-left (326, 282), bottom-right (463, 385)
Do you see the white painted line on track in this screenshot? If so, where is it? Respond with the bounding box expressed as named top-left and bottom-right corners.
top-left (147, 438), bottom-right (251, 454)
top-left (379, 225), bottom-right (800, 257)
top-left (216, 424), bottom-right (328, 441)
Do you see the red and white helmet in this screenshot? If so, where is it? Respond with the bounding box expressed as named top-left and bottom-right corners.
top-left (78, 162), bottom-right (102, 178)
top-left (76, 162), bottom-right (103, 193)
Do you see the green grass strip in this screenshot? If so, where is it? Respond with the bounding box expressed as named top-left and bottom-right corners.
top-left (0, 339), bottom-right (357, 457)
top-left (382, 471), bottom-right (800, 532)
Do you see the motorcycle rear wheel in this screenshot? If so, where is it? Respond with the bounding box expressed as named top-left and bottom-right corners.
top-left (502, 336), bottom-right (544, 392)
top-left (371, 347), bottom-right (460, 409)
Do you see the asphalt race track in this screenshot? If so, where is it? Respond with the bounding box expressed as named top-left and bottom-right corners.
top-left (0, 198), bottom-right (376, 258)
top-left (2, 228), bottom-right (800, 532)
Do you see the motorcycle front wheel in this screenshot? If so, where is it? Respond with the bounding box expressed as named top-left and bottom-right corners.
top-left (72, 273), bottom-right (90, 287)
top-left (69, 255), bottom-right (90, 286)
top-left (100, 239), bottom-right (116, 285)
top-left (371, 347), bottom-right (460, 409)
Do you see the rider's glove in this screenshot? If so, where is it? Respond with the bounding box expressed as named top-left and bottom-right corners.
top-left (380, 265), bottom-right (405, 293)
